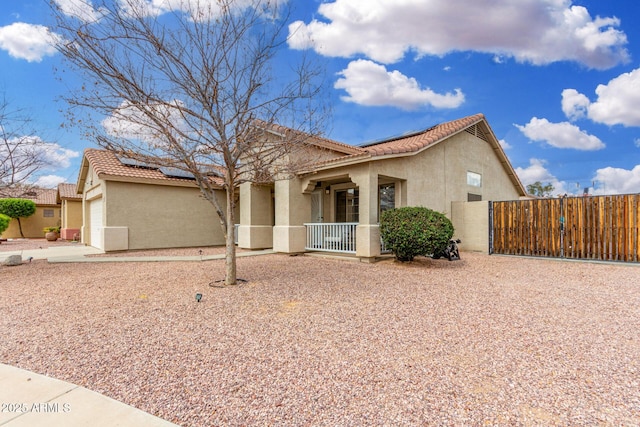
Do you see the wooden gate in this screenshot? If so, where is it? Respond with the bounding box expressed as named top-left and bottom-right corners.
top-left (490, 194), bottom-right (640, 262)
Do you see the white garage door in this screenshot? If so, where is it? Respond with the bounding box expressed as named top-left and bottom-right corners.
top-left (89, 198), bottom-right (103, 250)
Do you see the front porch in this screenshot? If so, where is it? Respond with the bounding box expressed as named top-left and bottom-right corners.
top-left (304, 222), bottom-right (390, 254)
top-left (238, 167), bottom-right (404, 260)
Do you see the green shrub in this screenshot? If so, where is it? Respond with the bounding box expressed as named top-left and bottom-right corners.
top-left (0, 213), bottom-right (10, 236)
top-left (0, 198), bottom-right (37, 238)
top-left (380, 206), bottom-right (454, 262)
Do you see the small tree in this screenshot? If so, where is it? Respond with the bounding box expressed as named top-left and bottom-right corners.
top-left (0, 213), bottom-right (10, 238)
top-left (50, 0), bottom-right (328, 285)
top-left (380, 207), bottom-right (454, 262)
top-left (526, 181), bottom-right (555, 198)
top-left (0, 198), bottom-right (36, 238)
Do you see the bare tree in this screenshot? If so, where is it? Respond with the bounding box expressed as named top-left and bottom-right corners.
top-left (50, 0), bottom-right (328, 285)
top-left (0, 98), bottom-right (57, 197)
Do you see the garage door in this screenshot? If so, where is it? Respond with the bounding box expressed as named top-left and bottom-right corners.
top-left (89, 198), bottom-right (103, 250)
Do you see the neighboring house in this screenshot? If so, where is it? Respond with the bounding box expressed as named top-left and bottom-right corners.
top-left (0, 188), bottom-right (60, 239)
top-left (238, 113), bottom-right (527, 259)
top-left (76, 149), bottom-right (237, 251)
top-left (57, 183), bottom-right (83, 240)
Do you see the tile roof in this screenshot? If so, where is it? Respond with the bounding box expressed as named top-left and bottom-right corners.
top-left (83, 149), bottom-right (224, 187)
top-left (57, 183), bottom-right (81, 200)
top-left (0, 187), bottom-right (58, 206)
top-left (362, 113), bottom-right (485, 156)
top-left (299, 113), bottom-right (486, 173)
top-left (254, 120), bottom-right (364, 156)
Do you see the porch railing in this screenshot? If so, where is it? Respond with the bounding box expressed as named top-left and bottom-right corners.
top-left (234, 224), bottom-right (239, 245)
top-left (304, 223), bottom-right (357, 253)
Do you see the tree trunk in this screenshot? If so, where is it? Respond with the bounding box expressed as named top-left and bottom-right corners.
top-left (17, 218), bottom-right (25, 238)
top-left (225, 187), bottom-right (237, 286)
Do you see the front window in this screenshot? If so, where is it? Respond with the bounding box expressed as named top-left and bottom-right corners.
top-left (43, 209), bottom-right (54, 217)
top-left (335, 188), bottom-right (359, 222)
top-left (379, 184), bottom-right (395, 217)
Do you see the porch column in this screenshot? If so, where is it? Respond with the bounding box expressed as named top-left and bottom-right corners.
top-left (238, 182), bottom-right (273, 249)
top-left (272, 177), bottom-right (309, 253)
top-left (351, 169), bottom-right (380, 260)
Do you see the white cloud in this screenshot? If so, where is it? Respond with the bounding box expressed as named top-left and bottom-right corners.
top-left (118, 0), bottom-right (257, 21)
top-left (0, 23), bottom-right (59, 62)
top-left (334, 59), bottom-right (464, 110)
top-left (562, 68), bottom-right (640, 127)
top-left (515, 158), bottom-right (569, 195)
top-left (594, 165), bottom-right (640, 195)
top-left (635, 138), bottom-right (640, 148)
top-left (102, 100), bottom-right (188, 146)
top-left (498, 139), bottom-right (512, 150)
top-left (288, 0), bottom-right (629, 69)
top-left (53, 0), bottom-right (106, 22)
top-left (515, 117), bottom-right (605, 151)
top-left (34, 175), bottom-right (67, 188)
top-left (561, 89), bottom-right (590, 121)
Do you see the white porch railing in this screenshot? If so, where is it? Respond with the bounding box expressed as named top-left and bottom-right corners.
top-left (234, 224), bottom-right (240, 245)
top-left (305, 223), bottom-right (357, 253)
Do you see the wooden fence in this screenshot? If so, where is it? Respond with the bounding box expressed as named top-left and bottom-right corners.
top-left (490, 194), bottom-right (640, 262)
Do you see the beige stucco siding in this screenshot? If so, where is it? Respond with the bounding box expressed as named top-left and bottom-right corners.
top-left (304, 130), bottom-right (521, 224)
top-left (104, 181), bottom-right (228, 250)
top-left (1, 206), bottom-right (61, 239)
top-left (62, 200), bottom-right (82, 229)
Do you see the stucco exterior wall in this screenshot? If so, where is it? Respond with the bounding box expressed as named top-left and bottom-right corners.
top-left (104, 181), bottom-right (230, 250)
top-left (451, 201), bottom-right (490, 252)
top-left (1, 206), bottom-right (61, 239)
top-left (61, 199), bottom-right (82, 240)
top-left (305, 130), bottom-right (520, 225)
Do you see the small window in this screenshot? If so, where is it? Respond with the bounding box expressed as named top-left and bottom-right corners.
top-left (468, 193), bottom-right (482, 202)
top-left (467, 171), bottom-right (482, 187)
top-left (43, 209), bottom-right (54, 217)
top-left (379, 184), bottom-right (395, 216)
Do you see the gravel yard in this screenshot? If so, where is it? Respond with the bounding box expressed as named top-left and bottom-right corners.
top-left (1, 247), bottom-right (639, 426)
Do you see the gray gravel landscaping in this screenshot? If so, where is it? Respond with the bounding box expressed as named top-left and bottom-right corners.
top-left (1, 249), bottom-right (639, 426)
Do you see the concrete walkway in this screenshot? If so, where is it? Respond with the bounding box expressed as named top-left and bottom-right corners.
top-left (0, 364), bottom-right (179, 427)
top-left (0, 246), bottom-right (274, 264)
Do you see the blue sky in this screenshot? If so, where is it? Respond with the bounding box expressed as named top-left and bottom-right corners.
top-left (1, 0), bottom-right (639, 195)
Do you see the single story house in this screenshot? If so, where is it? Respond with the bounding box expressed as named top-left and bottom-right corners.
top-left (0, 187), bottom-right (60, 239)
top-left (77, 113), bottom-right (526, 256)
top-left (237, 113), bottom-right (526, 259)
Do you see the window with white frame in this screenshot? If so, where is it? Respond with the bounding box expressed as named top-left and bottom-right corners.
top-left (467, 171), bottom-right (482, 187)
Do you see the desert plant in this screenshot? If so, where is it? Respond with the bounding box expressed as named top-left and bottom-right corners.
top-left (380, 206), bottom-right (454, 262)
top-left (0, 198), bottom-right (36, 238)
top-left (0, 213), bottom-right (10, 236)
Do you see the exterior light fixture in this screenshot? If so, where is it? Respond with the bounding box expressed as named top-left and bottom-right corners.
top-left (325, 186), bottom-right (330, 194)
top-left (195, 293), bottom-right (202, 302)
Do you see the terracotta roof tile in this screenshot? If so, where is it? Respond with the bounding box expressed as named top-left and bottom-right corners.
top-left (84, 149), bottom-right (224, 187)
top-left (255, 120), bottom-right (364, 156)
top-left (0, 187), bottom-right (58, 206)
top-left (57, 183), bottom-right (81, 200)
top-left (362, 113), bottom-right (485, 156)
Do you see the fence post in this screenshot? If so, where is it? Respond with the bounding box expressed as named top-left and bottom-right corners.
top-left (488, 201), bottom-right (494, 255)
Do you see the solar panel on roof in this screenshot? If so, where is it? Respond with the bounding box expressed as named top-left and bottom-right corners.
top-left (158, 167), bottom-right (196, 180)
top-left (116, 156), bottom-right (157, 169)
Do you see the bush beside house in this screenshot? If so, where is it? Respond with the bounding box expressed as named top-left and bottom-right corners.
top-left (381, 207), bottom-right (454, 262)
top-left (0, 213), bottom-right (10, 239)
top-left (0, 198), bottom-right (37, 238)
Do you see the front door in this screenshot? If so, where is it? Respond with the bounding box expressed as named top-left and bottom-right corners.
top-left (311, 189), bottom-right (323, 222)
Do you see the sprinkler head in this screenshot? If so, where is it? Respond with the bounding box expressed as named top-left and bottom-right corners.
top-left (195, 293), bottom-right (203, 302)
